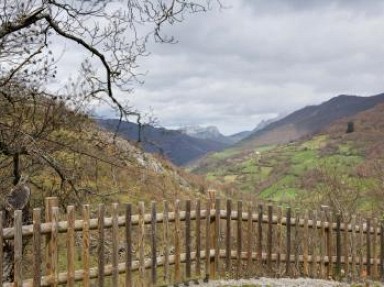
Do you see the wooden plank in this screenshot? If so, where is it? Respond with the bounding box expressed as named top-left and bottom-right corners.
top-left (286, 207), bottom-right (291, 277)
top-left (236, 201), bottom-right (243, 279)
top-left (44, 197), bottom-right (58, 282)
top-left (214, 198), bottom-right (220, 278)
top-left (185, 200), bottom-right (192, 280)
top-left (367, 219), bottom-right (371, 277)
top-left (372, 218), bottom-right (378, 279)
top-left (82, 204), bottom-right (90, 287)
top-left (51, 207), bottom-right (59, 287)
top-left (151, 202), bottom-right (157, 286)
top-left (67, 206), bottom-right (75, 287)
top-left (33, 208), bottom-right (42, 287)
top-left (195, 200), bottom-right (201, 278)
top-left (204, 200), bottom-right (211, 282)
top-left (163, 201), bottom-right (170, 284)
top-left (336, 213), bottom-right (341, 279)
top-left (267, 205), bottom-right (273, 275)
top-left (226, 199), bottom-right (232, 275)
top-left (319, 211), bottom-right (326, 279)
top-left (257, 204), bottom-right (263, 275)
top-left (246, 203), bottom-right (253, 277)
top-left (310, 211), bottom-right (318, 278)
top-left (1, 205), bottom-right (229, 240)
top-left (125, 204), bottom-right (132, 287)
top-left (303, 210), bottom-right (309, 277)
top-left (138, 202), bottom-right (145, 287)
top-left (14, 210), bottom-right (22, 287)
top-left (174, 200), bottom-right (181, 283)
top-left (343, 214), bottom-right (350, 279)
top-left (276, 207), bottom-right (283, 277)
top-left (351, 215), bottom-right (357, 281)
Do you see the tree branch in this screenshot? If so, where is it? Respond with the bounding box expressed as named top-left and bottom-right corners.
top-left (0, 8), bottom-right (45, 39)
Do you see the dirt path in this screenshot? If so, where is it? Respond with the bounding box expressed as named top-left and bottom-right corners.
top-left (194, 277), bottom-right (383, 286)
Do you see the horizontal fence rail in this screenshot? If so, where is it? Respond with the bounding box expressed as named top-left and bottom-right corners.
top-left (1, 197), bottom-right (384, 286)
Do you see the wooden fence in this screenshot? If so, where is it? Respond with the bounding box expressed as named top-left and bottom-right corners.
top-left (1, 196), bottom-right (384, 286)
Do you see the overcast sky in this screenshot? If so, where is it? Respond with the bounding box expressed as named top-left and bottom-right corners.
top-left (98, 1), bottom-right (384, 135)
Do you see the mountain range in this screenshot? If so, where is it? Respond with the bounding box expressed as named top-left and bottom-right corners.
top-left (191, 94), bottom-right (384, 213)
top-left (97, 120), bottom-right (240, 165)
top-left (238, 93), bottom-right (384, 149)
top-left (99, 93), bottom-right (384, 167)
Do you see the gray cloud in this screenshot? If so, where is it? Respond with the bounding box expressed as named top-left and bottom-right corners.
top-left (113, 0), bottom-right (384, 134)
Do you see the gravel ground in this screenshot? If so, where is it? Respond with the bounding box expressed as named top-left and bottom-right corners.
top-left (194, 277), bottom-right (384, 286)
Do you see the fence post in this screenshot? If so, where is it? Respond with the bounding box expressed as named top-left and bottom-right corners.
top-left (44, 197), bottom-right (58, 286)
top-left (294, 210), bottom-right (300, 278)
top-left (204, 198), bottom-right (212, 282)
top-left (236, 200), bottom-right (242, 279)
top-left (195, 200), bottom-right (201, 278)
top-left (327, 211), bottom-right (333, 279)
top-left (336, 213), bottom-right (341, 279)
top-left (373, 218), bottom-right (378, 279)
top-left (380, 219), bottom-right (384, 281)
top-left (125, 204), bottom-right (132, 287)
top-left (286, 207), bottom-right (291, 277)
top-left (367, 218), bottom-right (371, 277)
top-left (226, 199), bottom-right (232, 276)
top-left (185, 200), bottom-right (191, 282)
top-left (32, 208), bottom-right (42, 287)
top-left (174, 200), bottom-right (181, 283)
top-left (257, 204), bottom-right (263, 276)
top-left (276, 207), bottom-right (283, 277)
top-left (303, 210), bottom-right (309, 277)
top-left (351, 215), bottom-right (357, 281)
top-left (208, 190), bottom-right (217, 279)
top-left (343, 214), bottom-right (350, 279)
top-left (0, 211), bottom-right (3, 283)
top-left (138, 202), bottom-right (146, 287)
top-left (267, 205), bottom-right (273, 275)
top-left (246, 203), bottom-right (253, 277)
top-left (163, 201), bottom-right (169, 285)
top-left (215, 198), bottom-right (221, 278)
top-left (319, 211), bottom-right (326, 279)
top-left (151, 201), bottom-right (157, 286)
top-left (83, 204), bottom-right (90, 287)
top-left (14, 210), bottom-right (22, 287)
top-left (310, 210), bottom-right (318, 278)
top-left (112, 203), bottom-right (119, 286)
top-left (67, 206), bottom-right (75, 287)
top-left (359, 215), bottom-right (364, 277)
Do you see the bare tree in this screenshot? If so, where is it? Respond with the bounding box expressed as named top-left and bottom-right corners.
top-left (0, 0), bottom-right (221, 191)
top-left (0, 1), bottom-right (220, 281)
top-left (0, 0), bottom-right (219, 117)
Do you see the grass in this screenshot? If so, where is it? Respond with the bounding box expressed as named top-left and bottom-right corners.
top-left (195, 130), bottom-right (383, 211)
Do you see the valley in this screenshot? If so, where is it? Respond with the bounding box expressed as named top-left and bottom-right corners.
top-left (190, 96), bottom-right (384, 214)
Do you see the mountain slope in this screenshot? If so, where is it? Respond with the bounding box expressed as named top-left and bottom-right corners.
top-left (98, 119), bottom-right (230, 165)
top-left (239, 93), bottom-right (384, 148)
top-left (0, 95), bottom-right (210, 207)
top-left (191, 96), bottom-right (384, 213)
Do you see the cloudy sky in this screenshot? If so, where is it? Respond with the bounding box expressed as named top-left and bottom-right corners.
top-left (95, 1), bottom-right (384, 135)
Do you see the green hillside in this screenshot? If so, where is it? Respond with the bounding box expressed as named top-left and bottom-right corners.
top-left (192, 103), bottom-right (384, 214)
top-left (0, 93), bottom-right (209, 208)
